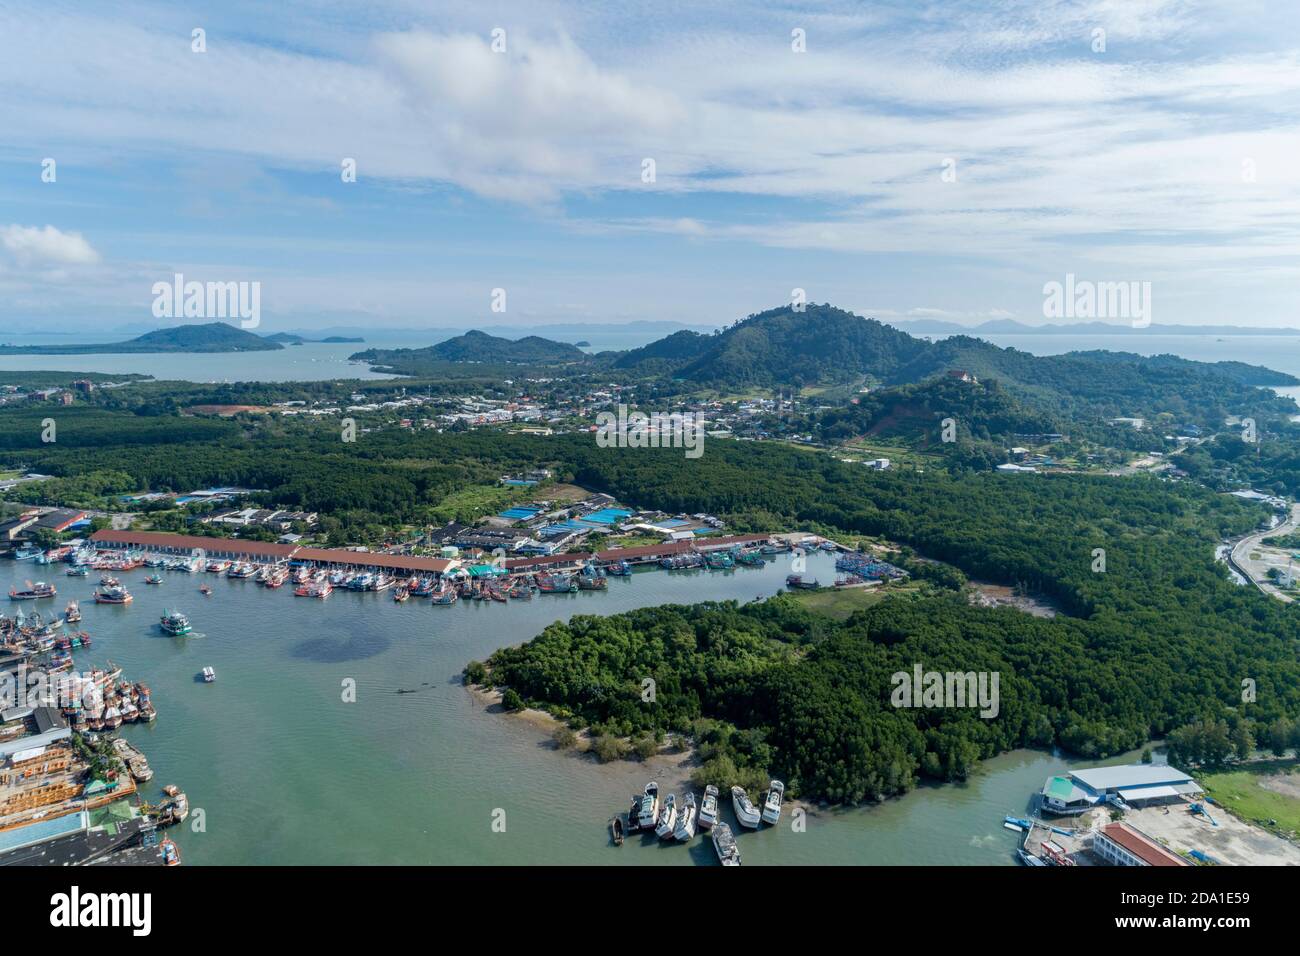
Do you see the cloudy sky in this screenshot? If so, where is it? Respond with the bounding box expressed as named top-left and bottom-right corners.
top-left (2, 0), bottom-right (1298, 334)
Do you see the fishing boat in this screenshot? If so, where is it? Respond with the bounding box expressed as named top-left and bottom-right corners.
top-left (761, 780), bottom-right (785, 825)
top-left (66, 565), bottom-right (89, 577)
top-left (535, 571), bottom-right (577, 593)
top-left (711, 822), bottom-right (741, 866)
top-left (604, 560), bottom-right (633, 576)
top-left (9, 581), bottom-right (56, 600)
top-left (577, 566), bottom-right (607, 590)
top-left (199, 584), bottom-right (212, 596)
top-left (227, 562), bottom-right (256, 579)
top-left (94, 586), bottom-right (133, 605)
top-left (704, 550), bottom-right (734, 570)
top-left (673, 792), bottom-right (698, 841)
top-left (371, 574), bottom-right (394, 592)
top-left (144, 574), bottom-right (163, 585)
top-left (202, 666), bottom-right (216, 683)
top-left (655, 793), bottom-right (678, 839)
top-left (736, 550), bottom-right (766, 567)
top-left (393, 587), bottom-right (410, 602)
top-left (697, 784), bottom-right (719, 830)
top-left (265, 567), bottom-right (288, 589)
top-left (507, 578), bottom-right (532, 600)
top-left (487, 586), bottom-right (507, 603)
top-left (205, 560), bottom-right (230, 573)
top-left (348, 573), bottom-right (374, 591)
top-left (731, 786), bottom-right (762, 829)
top-left (785, 574), bottom-right (819, 590)
top-left (610, 815), bottom-right (625, 846)
top-left (12, 546), bottom-right (42, 561)
top-left (411, 577), bottom-right (436, 597)
top-left (161, 838), bottom-right (181, 866)
top-left (160, 609), bottom-right (192, 636)
top-left (628, 781), bottom-right (660, 831)
top-left (431, 583), bottom-right (457, 605)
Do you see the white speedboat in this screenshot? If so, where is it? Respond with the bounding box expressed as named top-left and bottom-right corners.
top-left (697, 784), bottom-right (719, 830)
top-left (202, 666), bottom-right (216, 683)
top-left (655, 793), bottom-right (678, 839)
top-left (731, 786), bottom-right (762, 829)
top-left (761, 779), bottom-right (785, 826)
top-left (712, 822), bottom-right (741, 866)
top-left (673, 792), bottom-right (698, 841)
top-left (628, 781), bottom-right (659, 832)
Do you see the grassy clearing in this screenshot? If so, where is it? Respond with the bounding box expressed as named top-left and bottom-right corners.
top-left (787, 585), bottom-right (890, 621)
top-left (1200, 758), bottom-right (1300, 838)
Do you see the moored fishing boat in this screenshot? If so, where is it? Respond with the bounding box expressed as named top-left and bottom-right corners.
top-left (577, 565), bottom-right (607, 590)
top-left (431, 583), bottom-right (457, 605)
top-left (697, 784), bottom-right (719, 830)
top-left (712, 822), bottom-right (741, 866)
top-left (9, 581), bottom-right (56, 600)
top-left (94, 585), bottom-right (133, 605)
top-left (161, 838), bottom-right (181, 866)
top-left (628, 781), bottom-right (659, 831)
top-left (673, 792), bottom-right (698, 841)
top-left (205, 560), bottom-right (230, 573)
top-left (761, 779), bottom-right (785, 825)
top-left (604, 559), bottom-right (632, 576)
top-left (785, 574), bottom-right (819, 590)
top-left (731, 786), bottom-right (762, 829)
top-left (160, 609), bottom-right (192, 636)
top-left (393, 587), bottom-right (410, 602)
top-left (654, 793), bottom-right (678, 839)
top-left (535, 571), bottom-right (577, 593)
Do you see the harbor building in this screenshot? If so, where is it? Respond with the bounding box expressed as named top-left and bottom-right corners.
top-left (1093, 822), bottom-right (1190, 867)
top-left (90, 530), bottom-right (452, 577)
top-left (1040, 765), bottom-right (1202, 815)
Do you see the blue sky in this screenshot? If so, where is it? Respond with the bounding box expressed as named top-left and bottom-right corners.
top-left (2, 0), bottom-right (1299, 334)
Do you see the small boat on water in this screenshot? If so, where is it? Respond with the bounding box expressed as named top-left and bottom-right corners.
top-left (160, 609), bottom-right (192, 636)
top-left (610, 815), bottom-right (625, 846)
top-left (199, 584), bottom-right (213, 596)
top-left (64, 601), bottom-right (81, 623)
top-left (697, 784), bottom-right (719, 830)
top-left (94, 586), bottom-right (133, 605)
top-left (9, 581), bottom-right (56, 600)
top-left (731, 786), bottom-right (762, 829)
top-left (712, 822), bottom-right (741, 866)
top-left (393, 587), bottom-right (410, 602)
top-left (66, 565), bottom-right (89, 577)
top-left (761, 779), bottom-right (785, 825)
top-left (12, 546), bottom-right (42, 561)
top-left (145, 574), bottom-right (163, 585)
top-left (161, 838), bottom-right (181, 866)
top-left (785, 574), bottom-right (819, 590)
top-left (655, 793), bottom-right (678, 839)
top-left (673, 792), bottom-right (698, 841)
top-left (628, 781), bottom-right (660, 832)
top-left (201, 666), bottom-right (216, 683)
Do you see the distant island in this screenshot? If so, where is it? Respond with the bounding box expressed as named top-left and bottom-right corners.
top-left (350, 329), bottom-right (587, 373)
top-left (264, 332), bottom-right (365, 345)
top-left (0, 322), bottom-right (283, 354)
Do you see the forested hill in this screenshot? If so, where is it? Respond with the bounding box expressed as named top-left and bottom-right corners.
top-left (0, 322), bottom-right (282, 354)
top-left (350, 330), bottom-right (586, 370)
top-left (613, 304), bottom-right (1298, 430)
top-left (614, 303), bottom-right (930, 385)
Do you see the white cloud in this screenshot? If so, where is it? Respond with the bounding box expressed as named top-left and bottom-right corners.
top-left (0, 224), bottom-right (100, 267)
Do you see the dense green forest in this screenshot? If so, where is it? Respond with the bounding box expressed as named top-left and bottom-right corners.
top-left (480, 443), bottom-right (1300, 801)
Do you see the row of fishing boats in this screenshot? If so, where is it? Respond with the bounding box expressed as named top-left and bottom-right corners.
top-left (614, 779), bottom-right (786, 866)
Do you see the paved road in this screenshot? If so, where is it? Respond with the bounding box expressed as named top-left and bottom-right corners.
top-left (1229, 502), bottom-right (1300, 603)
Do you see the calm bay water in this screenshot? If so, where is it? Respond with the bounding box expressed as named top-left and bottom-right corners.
top-left (0, 344), bottom-right (395, 382)
top-left (4, 555), bottom-right (1148, 865)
